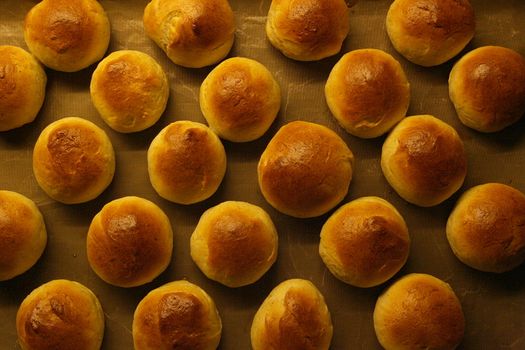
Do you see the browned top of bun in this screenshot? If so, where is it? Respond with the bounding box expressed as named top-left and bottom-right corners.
top-left (0, 48), bottom-right (26, 112)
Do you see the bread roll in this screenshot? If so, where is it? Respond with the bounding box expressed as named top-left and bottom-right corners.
top-left (319, 196), bottom-right (410, 288)
top-left (143, 0), bottom-right (235, 68)
top-left (133, 280), bottom-right (222, 350)
top-left (90, 50), bottom-right (169, 133)
top-left (258, 121), bottom-right (354, 218)
top-left (265, 0), bottom-right (350, 61)
top-left (199, 57), bottom-right (281, 142)
top-left (0, 46), bottom-right (46, 132)
top-left (325, 49), bottom-right (410, 138)
top-left (449, 46), bottom-right (525, 133)
top-left (16, 279), bottom-right (105, 350)
top-left (446, 183), bottom-right (525, 273)
top-left (386, 0), bottom-right (475, 67)
top-left (381, 115), bottom-right (467, 207)
top-left (87, 196), bottom-right (173, 288)
top-left (190, 201), bottom-right (278, 287)
top-left (147, 121), bottom-right (227, 204)
top-left (24, 0), bottom-right (110, 72)
top-left (373, 273), bottom-right (465, 350)
top-left (251, 278), bottom-right (333, 350)
top-left (32, 117), bottom-right (115, 204)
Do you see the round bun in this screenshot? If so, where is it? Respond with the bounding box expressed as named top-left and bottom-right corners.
top-left (0, 191), bottom-right (47, 281)
top-left (258, 121), bottom-right (354, 218)
top-left (90, 50), bottom-right (169, 133)
top-left (373, 273), bottom-right (465, 350)
top-left (446, 183), bottom-right (525, 273)
top-left (133, 280), bottom-right (222, 350)
top-left (24, 0), bottom-right (110, 72)
top-left (87, 196), bottom-right (173, 287)
top-left (199, 57), bottom-right (281, 142)
top-left (0, 46), bottom-right (46, 132)
top-left (381, 115), bottom-right (467, 207)
top-left (251, 278), bottom-right (333, 350)
top-left (190, 201), bottom-right (278, 287)
top-left (16, 279), bottom-right (105, 350)
top-left (33, 117), bottom-right (115, 204)
top-left (147, 121), bottom-right (227, 204)
top-left (386, 0), bottom-right (475, 67)
top-left (319, 196), bottom-right (410, 288)
top-left (265, 0), bottom-right (350, 61)
top-left (325, 48), bottom-right (410, 138)
top-left (449, 46), bottom-right (525, 133)
top-left (143, 0), bottom-right (235, 68)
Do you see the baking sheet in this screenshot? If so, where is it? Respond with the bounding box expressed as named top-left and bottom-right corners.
top-left (1, 0), bottom-right (525, 349)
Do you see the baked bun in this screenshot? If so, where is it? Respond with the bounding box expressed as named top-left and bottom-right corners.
top-left (32, 117), bottom-right (115, 204)
top-left (266, 0), bottom-right (350, 61)
top-left (251, 278), bottom-right (333, 350)
top-left (325, 48), bottom-right (410, 138)
top-left (147, 121), bottom-right (227, 204)
top-left (0, 46), bottom-right (46, 132)
top-left (373, 273), bottom-right (465, 350)
top-left (90, 50), bottom-right (169, 133)
top-left (190, 201), bottom-right (278, 287)
top-left (381, 115), bottom-right (467, 207)
top-left (449, 46), bottom-right (525, 133)
top-left (319, 196), bottom-right (410, 288)
top-left (0, 191), bottom-right (46, 281)
top-left (87, 196), bottom-right (173, 287)
top-left (143, 0), bottom-right (235, 68)
top-left (24, 0), bottom-right (110, 72)
top-left (446, 183), bottom-right (525, 273)
top-left (16, 279), bottom-right (105, 350)
top-left (133, 280), bottom-right (222, 350)
top-left (386, 0), bottom-right (475, 67)
top-left (199, 57), bottom-right (281, 142)
top-left (258, 121), bottom-right (354, 218)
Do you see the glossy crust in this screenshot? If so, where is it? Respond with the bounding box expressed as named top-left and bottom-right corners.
top-left (190, 201), bottom-right (278, 287)
top-left (250, 279), bottom-right (333, 350)
top-left (90, 50), bottom-right (169, 133)
top-left (449, 46), bottom-right (525, 132)
top-left (258, 121), bottom-right (354, 218)
top-left (381, 115), bottom-right (467, 207)
top-left (199, 57), bottom-right (281, 142)
top-left (373, 273), bottom-right (465, 350)
top-left (319, 196), bottom-right (410, 288)
top-left (0, 46), bottom-right (47, 132)
top-left (133, 280), bottom-right (222, 350)
top-left (16, 279), bottom-right (105, 350)
top-left (325, 49), bottom-right (410, 138)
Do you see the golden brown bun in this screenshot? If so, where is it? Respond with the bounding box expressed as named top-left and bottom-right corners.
top-left (190, 201), bottom-right (278, 287)
top-left (133, 280), bottom-right (222, 350)
top-left (265, 0), bottom-right (350, 61)
top-left (0, 191), bottom-right (47, 281)
top-left (449, 46), bottom-right (525, 133)
top-left (446, 183), bottom-right (525, 273)
top-left (251, 278), bottom-right (333, 350)
top-left (16, 279), bottom-right (105, 350)
top-left (258, 121), bottom-right (354, 218)
top-left (199, 57), bottom-right (281, 142)
top-left (24, 0), bottom-right (110, 72)
top-left (325, 49), bottom-right (410, 138)
top-left (86, 196), bottom-right (173, 287)
top-left (381, 115), bottom-right (467, 207)
top-left (386, 0), bottom-right (475, 67)
top-left (143, 0), bottom-right (235, 68)
top-left (90, 50), bottom-right (169, 133)
top-left (319, 196), bottom-right (410, 288)
top-left (0, 46), bottom-right (46, 132)
top-left (147, 121), bottom-right (227, 204)
top-left (32, 117), bottom-right (115, 204)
